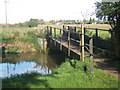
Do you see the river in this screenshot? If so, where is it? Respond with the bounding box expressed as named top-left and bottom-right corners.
top-left (0, 52), bottom-right (66, 78)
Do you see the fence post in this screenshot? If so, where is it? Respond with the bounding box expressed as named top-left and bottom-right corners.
top-left (81, 26), bottom-right (85, 61)
top-left (89, 37), bottom-right (94, 75)
top-left (54, 28), bottom-right (56, 46)
top-left (68, 31), bottom-right (70, 57)
top-left (60, 29), bottom-right (62, 50)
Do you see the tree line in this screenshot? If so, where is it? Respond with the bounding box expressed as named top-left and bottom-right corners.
top-left (18, 18), bottom-right (109, 27)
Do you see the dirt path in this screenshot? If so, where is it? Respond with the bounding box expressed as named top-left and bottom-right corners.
top-left (93, 56), bottom-right (119, 79)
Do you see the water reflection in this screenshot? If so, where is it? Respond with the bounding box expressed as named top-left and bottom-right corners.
top-left (1, 52), bottom-right (66, 78)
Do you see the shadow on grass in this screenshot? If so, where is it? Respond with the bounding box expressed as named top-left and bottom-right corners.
top-left (2, 73), bottom-right (52, 88)
top-left (95, 58), bottom-right (119, 75)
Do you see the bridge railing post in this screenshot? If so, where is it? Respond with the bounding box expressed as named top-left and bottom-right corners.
top-left (74, 27), bottom-right (76, 32)
top-left (81, 26), bottom-right (85, 61)
top-left (63, 25), bottom-right (65, 29)
top-left (46, 26), bottom-right (49, 38)
top-left (68, 31), bottom-right (70, 57)
top-left (60, 29), bottom-right (62, 50)
top-left (50, 27), bottom-right (52, 37)
top-left (89, 36), bottom-right (94, 75)
top-left (79, 32), bottom-right (81, 60)
top-left (74, 27), bottom-right (76, 39)
top-left (95, 28), bottom-right (98, 47)
top-left (49, 27), bottom-right (52, 43)
top-left (68, 26), bottom-right (70, 31)
top-left (54, 28), bottom-right (56, 46)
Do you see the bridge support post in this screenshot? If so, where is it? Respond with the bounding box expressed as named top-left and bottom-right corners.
top-left (89, 37), bottom-right (94, 75)
top-left (68, 31), bottom-right (70, 57)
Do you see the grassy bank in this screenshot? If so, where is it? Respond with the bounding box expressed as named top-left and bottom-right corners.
top-left (2, 59), bottom-right (118, 88)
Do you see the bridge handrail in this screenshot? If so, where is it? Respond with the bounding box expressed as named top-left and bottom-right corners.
top-left (64, 25), bottom-right (113, 32)
top-left (61, 36), bottom-right (113, 55)
top-left (47, 26), bottom-right (92, 38)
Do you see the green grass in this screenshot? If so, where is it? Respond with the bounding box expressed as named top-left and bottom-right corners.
top-left (2, 59), bottom-right (118, 88)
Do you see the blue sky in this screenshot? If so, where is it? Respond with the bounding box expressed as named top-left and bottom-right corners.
top-left (0, 0), bottom-right (101, 24)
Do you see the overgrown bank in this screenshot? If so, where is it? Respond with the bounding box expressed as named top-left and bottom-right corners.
top-left (2, 59), bottom-right (118, 88)
top-left (2, 27), bottom-right (47, 53)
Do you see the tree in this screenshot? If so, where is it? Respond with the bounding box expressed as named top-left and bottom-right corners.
top-left (88, 17), bottom-right (96, 24)
top-left (27, 19), bottom-right (39, 27)
top-left (49, 20), bottom-right (56, 24)
top-left (83, 19), bottom-right (89, 24)
top-left (39, 19), bottom-right (45, 25)
top-left (95, 2), bottom-right (120, 59)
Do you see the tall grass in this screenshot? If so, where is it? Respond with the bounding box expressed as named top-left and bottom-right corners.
top-left (2, 27), bottom-right (46, 53)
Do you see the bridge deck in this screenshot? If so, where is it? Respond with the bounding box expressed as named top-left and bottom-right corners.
top-left (51, 37), bottom-right (81, 55)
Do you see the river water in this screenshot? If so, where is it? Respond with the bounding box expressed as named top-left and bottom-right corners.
top-left (0, 52), bottom-right (66, 78)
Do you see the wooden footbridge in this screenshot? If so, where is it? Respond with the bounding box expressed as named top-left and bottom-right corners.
top-left (38, 25), bottom-right (113, 62)
top-left (46, 26), bottom-right (94, 62)
top-left (37, 25), bottom-right (114, 74)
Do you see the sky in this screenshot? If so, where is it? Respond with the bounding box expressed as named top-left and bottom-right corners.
top-left (0, 0), bottom-right (101, 24)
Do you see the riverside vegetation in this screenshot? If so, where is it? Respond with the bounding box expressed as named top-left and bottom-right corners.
top-left (2, 27), bottom-right (46, 53)
top-left (1, 25), bottom-right (119, 88)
